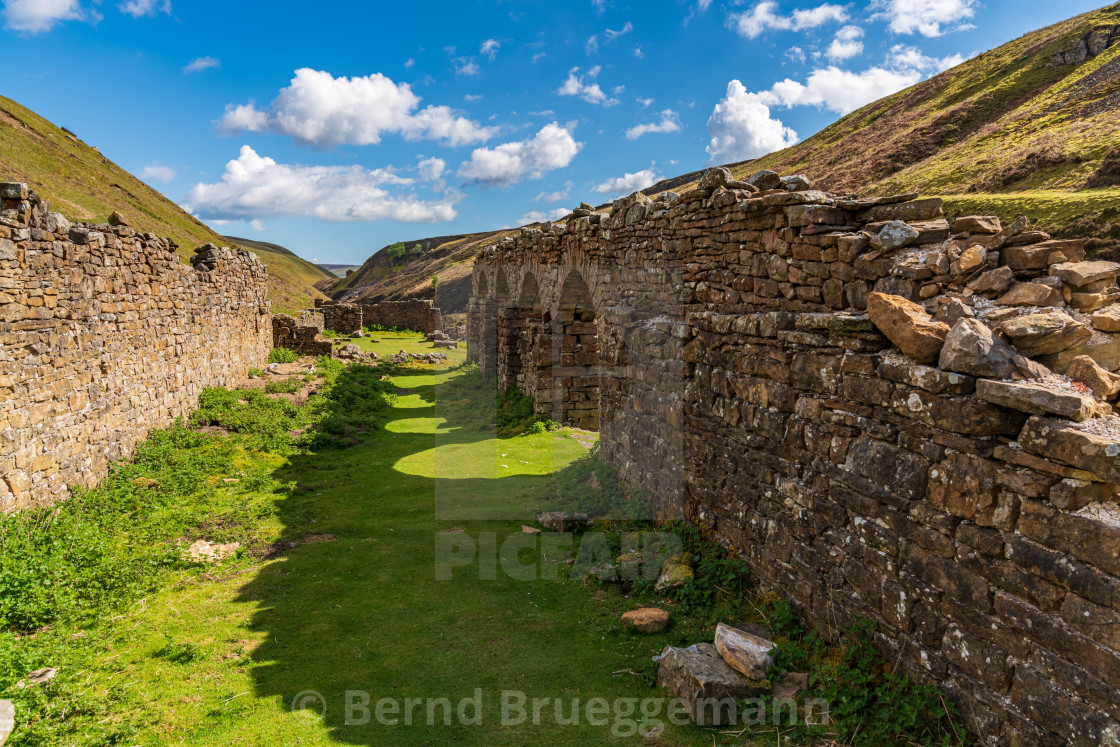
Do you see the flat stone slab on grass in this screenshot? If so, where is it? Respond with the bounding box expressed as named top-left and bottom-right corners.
top-left (621, 608), bottom-right (669, 633)
top-left (655, 643), bottom-right (769, 726)
top-left (976, 379), bottom-right (1097, 422)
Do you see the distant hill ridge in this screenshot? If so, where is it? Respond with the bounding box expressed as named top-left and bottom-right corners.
top-left (0, 94), bottom-right (326, 312)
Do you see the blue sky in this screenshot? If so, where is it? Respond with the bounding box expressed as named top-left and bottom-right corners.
top-left (0, 0), bottom-right (1107, 264)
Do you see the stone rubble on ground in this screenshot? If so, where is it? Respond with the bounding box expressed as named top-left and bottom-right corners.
top-left (535, 511), bottom-right (589, 532)
top-left (654, 643), bottom-right (770, 726)
top-left (0, 699), bottom-right (11, 747)
top-left (620, 607), bottom-right (670, 633)
top-left (184, 540), bottom-right (241, 563)
top-left (712, 622), bottom-right (775, 680)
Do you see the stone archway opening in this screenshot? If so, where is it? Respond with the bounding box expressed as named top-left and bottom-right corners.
top-left (556, 269), bottom-right (599, 431)
top-left (470, 272), bottom-right (498, 374)
top-left (512, 273), bottom-right (552, 417)
top-left (495, 270), bottom-right (518, 392)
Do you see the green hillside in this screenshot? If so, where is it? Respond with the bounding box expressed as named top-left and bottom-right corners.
top-left (0, 95), bottom-right (325, 312)
top-left (223, 236), bottom-right (332, 310)
top-left (721, 2), bottom-right (1120, 252)
top-left (323, 231), bottom-right (516, 316)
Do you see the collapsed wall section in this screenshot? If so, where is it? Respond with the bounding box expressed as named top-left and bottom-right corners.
top-left (0, 183), bottom-right (272, 511)
top-left (469, 169), bottom-right (1120, 744)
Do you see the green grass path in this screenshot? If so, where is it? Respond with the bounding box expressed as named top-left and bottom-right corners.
top-left (65, 358), bottom-right (711, 746)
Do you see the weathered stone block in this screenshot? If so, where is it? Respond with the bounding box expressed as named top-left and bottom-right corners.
top-left (655, 643), bottom-right (769, 726)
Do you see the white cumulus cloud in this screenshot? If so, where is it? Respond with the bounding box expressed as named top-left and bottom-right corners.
top-left (728, 1), bottom-right (848, 39)
top-left (140, 164), bottom-right (177, 182)
top-left (706, 80), bottom-right (800, 162)
top-left (593, 168), bottom-right (660, 195)
top-left (557, 66), bottom-right (619, 106)
top-left (826, 25), bottom-right (864, 62)
top-left (184, 146), bottom-right (458, 223)
top-left (184, 56), bottom-right (220, 74)
top-left (625, 110), bottom-right (682, 139)
top-left (535, 182), bottom-right (572, 202)
top-left (217, 68), bottom-right (497, 148)
top-left (480, 39), bottom-right (500, 59)
top-left (2, 0), bottom-right (83, 33)
top-left (875, 0), bottom-right (976, 37)
top-left (457, 123), bottom-right (582, 187)
top-left (518, 207), bottom-right (570, 224)
top-left (119, 0), bottom-right (170, 17)
top-left (758, 45), bottom-right (965, 114)
top-left (604, 21), bottom-right (632, 40)
top-left (417, 156), bottom-right (446, 182)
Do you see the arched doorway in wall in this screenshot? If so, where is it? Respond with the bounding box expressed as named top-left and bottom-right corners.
top-left (475, 272), bottom-right (498, 375)
top-left (555, 269), bottom-right (599, 431)
top-left (495, 270), bottom-right (518, 392)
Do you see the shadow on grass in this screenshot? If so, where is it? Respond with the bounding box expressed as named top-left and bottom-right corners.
top-left (233, 364), bottom-right (671, 746)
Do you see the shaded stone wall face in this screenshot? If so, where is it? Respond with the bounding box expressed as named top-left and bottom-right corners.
top-left (316, 301), bottom-right (362, 334)
top-left (0, 183), bottom-right (271, 512)
top-left (470, 177), bottom-right (1120, 744)
top-left (272, 312), bottom-right (332, 356)
top-left (360, 300), bottom-right (442, 333)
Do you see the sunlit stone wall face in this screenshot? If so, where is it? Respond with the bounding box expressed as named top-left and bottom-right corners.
top-left (0, 182), bottom-right (271, 511)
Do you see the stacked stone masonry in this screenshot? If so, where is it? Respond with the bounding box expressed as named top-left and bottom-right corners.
top-left (316, 300), bottom-right (363, 334)
top-left (315, 298), bottom-right (443, 334)
top-left (468, 168), bottom-right (1120, 745)
top-left (272, 312), bottom-right (332, 356)
top-left (0, 182), bottom-right (272, 512)
top-left (361, 299), bottom-right (442, 333)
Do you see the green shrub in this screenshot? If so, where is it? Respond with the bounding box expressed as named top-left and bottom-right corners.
top-left (363, 323), bottom-right (417, 334)
top-left (267, 347), bottom-right (297, 364)
top-left (264, 379), bottom-right (302, 394)
top-left (190, 387), bottom-right (302, 450)
top-left (776, 616), bottom-right (970, 745)
top-left (247, 367), bottom-right (266, 378)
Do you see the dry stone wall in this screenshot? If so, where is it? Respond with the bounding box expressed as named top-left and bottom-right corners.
top-left (272, 312), bottom-right (332, 356)
top-left (361, 299), bottom-right (442, 333)
top-left (315, 299), bottom-right (443, 333)
top-left (315, 300), bottom-right (363, 334)
top-left (0, 182), bottom-right (272, 512)
top-left (469, 168), bottom-right (1120, 745)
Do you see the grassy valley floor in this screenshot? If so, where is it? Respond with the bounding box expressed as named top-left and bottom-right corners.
top-left (0, 335), bottom-right (714, 746)
top-left (1, 333), bottom-right (968, 746)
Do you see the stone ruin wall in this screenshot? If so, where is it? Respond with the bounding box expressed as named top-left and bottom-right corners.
top-left (0, 182), bottom-right (272, 512)
top-left (272, 311), bottom-right (332, 357)
top-left (468, 170), bottom-right (1120, 745)
top-left (315, 298), bottom-right (443, 334)
top-left (361, 299), bottom-right (442, 333)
